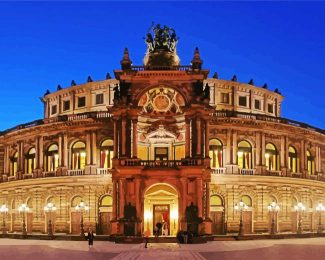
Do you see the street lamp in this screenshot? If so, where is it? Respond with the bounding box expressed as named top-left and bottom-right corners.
top-left (234, 200), bottom-right (248, 236)
top-left (75, 200), bottom-right (89, 237)
top-left (267, 201), bottom-right (280, 235)
top-left (294, 202), bottom-right (306, 234)
top-left (44, 202), bottom-right (57, 238)
top-left (18, 203), bottom-right (30, 237)
top-left (0, 204), bottom-right (9, 235)
top-left (315, 203), bottom-right (325, 234)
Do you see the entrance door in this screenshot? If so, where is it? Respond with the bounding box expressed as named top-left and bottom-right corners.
top-left (99, 212), bottom-right (112, 235)
top-left (71, 212), bottom-right (80, 234)
top-left (210, 211), bottom-right (224, 234)
top-left (242, 211), bottom-right (252, 234)
top-left (154, 147), bottom-right (168, 160)
top-left (26, 213), bottom-right (33, 233)
top-left (153, 205), bottom-right (170, 235)
top-left (291, 211), bottom-right (298, 233)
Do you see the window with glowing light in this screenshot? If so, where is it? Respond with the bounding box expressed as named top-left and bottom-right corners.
top-left (306, 150), bottom-right (315, 175)
top-left (265, 143), bottom-right (279, 171)
top-left (237, 140), bottom-right (252, 169)
top-left (209, 139), bottom-right (223, 168)
top-left (100, 139), bottom-right (114, 169)
top-left (45, 144), bottom-right (59, 172)
top-left (71, 141), bottom-right (86, 170)
top-left (288, 146), bottom-right (298, 173)
top-left (9, 152), bottom-right (18, 176)
top-left (241, 195), bottom-right (252, 207)
top-left (25, 148), bottom-right (36, 174)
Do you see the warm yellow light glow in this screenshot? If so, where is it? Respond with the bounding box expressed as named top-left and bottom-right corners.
top-left (171, 209), bottom-right (178, 219)
top-left (265, 153), bottom-right (270, 159)
top-left (237, 151), bottom-right (244, 157)
top-left (144, 210), bottom-right (151, 221)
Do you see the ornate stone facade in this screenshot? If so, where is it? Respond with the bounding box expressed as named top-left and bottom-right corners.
top-left (0, 25), bottom-right (324, 236)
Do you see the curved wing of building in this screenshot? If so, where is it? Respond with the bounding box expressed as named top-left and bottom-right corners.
top-left (0, 24), bottom-right (324, 236)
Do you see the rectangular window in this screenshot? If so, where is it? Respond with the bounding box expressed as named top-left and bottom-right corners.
top-left (220, 93), bottom-right (229, 104)
top-left (63, 100), bottom-right (70, 111)
top-left (95, 93), bottom-right (104, 105)
top-left (268, 103), bottom-right (274, 113)
top-left (254, 99), bottom-right (261, 110)
top-left (78, 96), bottom-right (86, 107)
top-left (51, 105), bottom-right (57, 115)
top-left (238, 96), bottom-right (247, 107)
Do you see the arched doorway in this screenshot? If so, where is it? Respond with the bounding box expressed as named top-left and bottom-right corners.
top-left (98, 195), bottom-right (113, 235)
top-left (210, 195), bottom-right (224, 234)
top-left (144, 183), bottom-right (179, 236)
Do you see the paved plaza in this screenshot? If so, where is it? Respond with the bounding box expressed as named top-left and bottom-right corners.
top-left (0, 237), bottom-right (325, 260)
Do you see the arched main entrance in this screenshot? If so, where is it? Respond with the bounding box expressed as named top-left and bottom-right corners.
top-left (144, 183), bottom-right (179, 236)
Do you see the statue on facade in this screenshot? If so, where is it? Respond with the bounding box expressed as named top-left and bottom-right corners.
top-left (113, 84), bottom-right (120, 101)
top-left (203, 83), bottom-right (210, 100)
top-left (144, 23), bottom-right (179, 53)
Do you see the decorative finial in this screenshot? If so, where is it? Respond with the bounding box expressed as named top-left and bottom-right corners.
top-left (248, 79), bottom-right (254, 85)
top-left (262, 83), bottom-right (268, 89)
top-left (212, 72), bottom-right (218, 79)
top-left (71, 80), bottom-right (76, 86)
top-left (231, 75), bottom-right (237, 82)
top-left (57, 85), bottom-right (62, 91)
top-left (191, 47), bottom-right (202, 70)
top-left (274, 88), bottom-right (281, 94)
top-left (120, 48), bottom-right (132, 70)
top-left (44, 90), bottom-right (50, 96)
top-left (106, 73), bottom-right (111, 79)
top-left (87, 76), bottom-right (93, 82)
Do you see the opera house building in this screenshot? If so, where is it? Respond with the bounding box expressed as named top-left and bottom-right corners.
top-left (0, 25), bottom-right (324, 237)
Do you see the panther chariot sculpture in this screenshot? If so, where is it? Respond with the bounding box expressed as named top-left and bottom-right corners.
top-left (143, 23), bottom-right (181, 68)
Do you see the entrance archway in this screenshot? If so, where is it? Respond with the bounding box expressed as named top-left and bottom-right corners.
top-left (144, 183), bottom-right (179, 236)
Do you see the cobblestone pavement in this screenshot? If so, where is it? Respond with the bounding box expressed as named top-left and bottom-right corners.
top-left (0, 238), bottom-right (325, 260)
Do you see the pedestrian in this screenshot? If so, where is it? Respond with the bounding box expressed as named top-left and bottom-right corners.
top-left (87, 227), bottom-right (95, 249)
top-left (143, 228), bottom-right (151, 248)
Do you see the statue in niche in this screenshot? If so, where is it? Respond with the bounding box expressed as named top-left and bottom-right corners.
top-left (113, 84), bottom-right (120, 101)
top-left (203, 83), bottom-right (210, 100)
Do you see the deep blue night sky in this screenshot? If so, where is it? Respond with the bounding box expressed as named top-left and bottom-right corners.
top-left (0, 2), bottom-right (324, 130)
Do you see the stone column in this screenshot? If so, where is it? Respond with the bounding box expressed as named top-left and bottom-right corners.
top-left (226, 129), bottom-right (231, 165)
top-left (121, 118), bottom-right (126, 157)
top-left (132, 119), bottom-right (138, 158)
top-left (300, 140), bottom-right (305, 173)
top-left (86, 132), bottom-right (91, 165)
top-left (5, 145), bottom-right (10, 174)
top-left (39, 137), bottom-right (43, 170)
top-left (91, 132), bottom-right (97, 165)
top-left (135, 178), bottom-right (141, 218)
top-left (119, 179), bottom-right (125, 218)
top-left (205, 182), bottom-right (210, 219)
top-left (63, 134), bottom-right (68, 168)
top-left (256, 132), bottom-right (261, 166)
top-left (35, 137), bottom-right (40, 169)
top-left (196, 117), bottom-right (201, 156)
top-left (280, 136), bottom-right (285, 168)
top-left (185, 119), bottom-right (191, 158)
top-left (58, 134), bottom-right (62, 167)
top-left (205, 120), bottom-right (210, 158)
top-left (196, 178), bottom-right (203, 217)
top-left (113, 119), bottom-right (118, 158)
top-left (112, 180), bottom-right (117, 219)
top-left (180, 177), bottom-right (187, 218)
top-left (232, 131), bottom-right (237, 165)
top-left (261, 133), bottom-right (266, 166)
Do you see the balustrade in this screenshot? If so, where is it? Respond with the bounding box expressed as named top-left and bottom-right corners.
top-left (239, 168), bottom-right (255, 175)
top-left (211, 168), bottom-right (227, 174)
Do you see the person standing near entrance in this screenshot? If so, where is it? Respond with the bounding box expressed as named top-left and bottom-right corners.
top-left (143, 228), bottom-right (151, 248)
top-left (87, 227), bottom-right (95, 249)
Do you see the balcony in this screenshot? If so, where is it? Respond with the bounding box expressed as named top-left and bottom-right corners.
top-left (119, 158), bottom-right (204, 168)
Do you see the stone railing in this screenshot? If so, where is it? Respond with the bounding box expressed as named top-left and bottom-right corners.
top-left (96, 168), bottom-right (112, 175)
top-left (211, 168), bottom-right (227, 174)
top-left (0, 111), bottom-right (112, 135)
top-left (210, 110), bottom-right (324, 135)
top-left (239, 168), bottom-right (256, 175)
top-left (120, 158), bottom-right (204, 168)
top-left (67, 169), bottom-right (85, 176)
top-left (266, 170), bottom-right (282, 177)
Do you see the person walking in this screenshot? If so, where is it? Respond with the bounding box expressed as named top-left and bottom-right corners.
top-left (143, 228), bottom-right (151, 248)
top-left (87, 227), bottom-right (95, 249)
